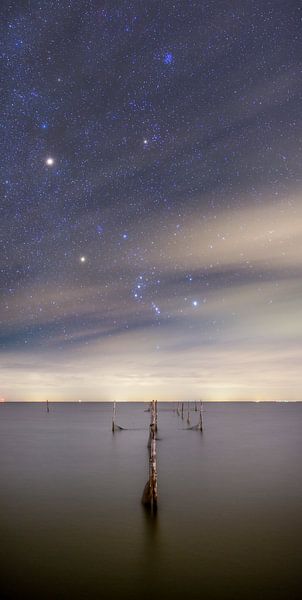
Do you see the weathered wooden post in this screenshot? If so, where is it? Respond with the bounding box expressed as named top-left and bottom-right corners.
top-left (188, 400), bottom-right (204, 431)
top-left (46, 399), bottom-right (49, 413)
top-left (155, 400), bottom-right (158, 432)
top-left (148, 400), bottom-right (154, 447)
top-left (198, 400), bottom-right (203, 432)
top-left (176, 402), bottom-right (180, 416)
top-left (181, 402), bottom-right (184, 419)
top-left (111, 401), bottom-right (124, 431)
top-left (112, 401), bottom-right (116, 432)
top-left (142, 400), bottom-right (158, 513)
top-left (150, 420), bottom-right (158, 511)
top-left (187, 401), bottom-right (191, 426)
top-left (194, 401), bottom-right (197, 412)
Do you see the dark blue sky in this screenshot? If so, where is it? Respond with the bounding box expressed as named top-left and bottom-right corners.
top-left (1, 1), bottom-right (301, 401)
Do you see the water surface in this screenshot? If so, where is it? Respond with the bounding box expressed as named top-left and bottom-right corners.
top-left (1, 402), bottom-right (301, 599)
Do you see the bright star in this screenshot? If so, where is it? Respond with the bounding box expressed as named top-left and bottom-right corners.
top-left (45, 157), bottom-right (55, 166)
top-left (80, 256), bottom-right (86, 263)
top-left (192, 300), bottom-right (198, 307)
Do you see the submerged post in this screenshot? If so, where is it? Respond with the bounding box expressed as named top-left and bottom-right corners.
top-left (198, 400), bottom-right (203, 432)
top-left (112, 401), bottom-right (116, 432)
top-left (181, 402), bottom-right (184, 419)
top-left (194, 401), bottom-right (197, 412)
top-left (176, 402), bottom-right (180, 416)
top-left (148, 400), bottom-right (157, 445)
top-left (187, 401), bottom-right (190, 426)
top-left (150, 420), bottom-right (158, 510)
top-left (46, 399), bottom-right (49, 413)
top-left (142, 400), bottom-right (158, 513)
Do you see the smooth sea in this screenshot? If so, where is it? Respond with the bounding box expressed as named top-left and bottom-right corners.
top-left (1, 402), bottom-right (301, 600)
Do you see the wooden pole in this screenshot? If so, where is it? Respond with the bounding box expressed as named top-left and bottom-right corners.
top-left (176, 402), bottom-right (180, 416)
top-left (46, 399), bottom-right (49, 413)
top-left (147, 400), bottom-right (153, 447)
top-left (187, 401), bottom-right (190, 426)
top-left (142, 400), bottom-right (158, 512)
top-left (181, 402), bottom-right (184, 419)
top-left (198, 400), bottom-right (203, 432)
top-left (148, 400), bottom-right (156, 445)
top-left (194, 401), bottom-right (197, 412)
top-left (150, 421), bottom-right (158, 511)
top-left (112, 401), bottom-right (116, 432)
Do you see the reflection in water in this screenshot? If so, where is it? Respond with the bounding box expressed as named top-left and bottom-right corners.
top-left (142, 503), bottom-right (159, 544)
top-left (140, 503), bottom-right (162, 597)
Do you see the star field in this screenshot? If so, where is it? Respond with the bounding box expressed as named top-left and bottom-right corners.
top-left (1, 1), bottom-right (301, 401)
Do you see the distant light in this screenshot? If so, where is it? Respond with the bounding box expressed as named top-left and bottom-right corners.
top-left (192, 300), bottom-right (198, 307)
top-left (143, 139), bottom-right (148, 145)
top-left (80, 256), bottom-right (86, 263)
top-left (122, 233), bottom-right (128, 239)
top-left (45, 157), bottom-right (55, 166)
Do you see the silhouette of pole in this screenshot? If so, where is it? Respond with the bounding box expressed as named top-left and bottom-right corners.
top-left (187, 401), bottom-right (190, 425)
top-left (112, 401), bottom-right (116, 432)
top-left (142, 400), bottom-right (158, 513)
top-left (198, 401), bottom-right (203, 431)
top-left (46, 399), bottom-right (49, 413)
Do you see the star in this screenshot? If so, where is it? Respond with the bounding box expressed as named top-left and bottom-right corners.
top-left (80, 256), bottom-right (86, 263)
top-left (45, 157), bottom-right (55, 166)
top-left (163, 52), bottom-right (173, 64)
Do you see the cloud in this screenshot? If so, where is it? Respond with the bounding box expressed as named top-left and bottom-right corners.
top-left (1, 192), bottom-right (302, 401)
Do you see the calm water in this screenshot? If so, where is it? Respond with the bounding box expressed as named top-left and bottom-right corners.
top-left (1, 402), bottom-right (301, 600)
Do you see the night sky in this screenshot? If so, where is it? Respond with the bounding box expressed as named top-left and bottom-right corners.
top-left (1, 1), bottom-right (301, 401)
